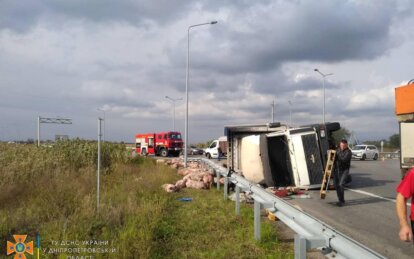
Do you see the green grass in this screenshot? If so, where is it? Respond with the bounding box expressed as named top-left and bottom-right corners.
top-left (150, 188), bottom-right (293, 259)
top-left (0, 141), bottom-right (293, 258)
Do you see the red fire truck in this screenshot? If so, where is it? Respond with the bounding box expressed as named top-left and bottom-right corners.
top-left (135, 131), bottom-right (183, 157)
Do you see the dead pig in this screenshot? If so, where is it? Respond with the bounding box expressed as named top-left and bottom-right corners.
top-left (185, 179), bottom-right (206, 189)
top-left (175, 179), bottom-right (187, 189)
top-left (162, 184), bottom-right (177, 193)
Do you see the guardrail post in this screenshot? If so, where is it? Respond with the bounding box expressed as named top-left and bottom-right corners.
top-left (235, 185), bottom-right (240, 215)
top-left (224, 176), bottom-right (228, 200)
top-left (216, 169), bottom-right (220, 190)
top-left (294, 234), bottom-right (307, 259)
top-left (254, 199), bottom-right (261, 241)
top-left (197, 157), bottom-right (385, 259)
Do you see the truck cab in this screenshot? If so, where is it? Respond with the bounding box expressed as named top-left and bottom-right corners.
top-left (136, 131), bottom-right (183, 157)
top-left (395, 81), bottom-right (414, 177)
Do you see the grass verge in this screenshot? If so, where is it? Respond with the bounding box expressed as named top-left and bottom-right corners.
top-left (0, 142), bottom-right (293, 258)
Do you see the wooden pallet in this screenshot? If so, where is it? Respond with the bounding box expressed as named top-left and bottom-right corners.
top-left (320, 150), bottom-right (336, 199)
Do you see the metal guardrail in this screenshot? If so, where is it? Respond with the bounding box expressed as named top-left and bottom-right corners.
top-left (190, 158), bottom-right (385, 259)
top-left (379, 152), bottom-right (400, 159)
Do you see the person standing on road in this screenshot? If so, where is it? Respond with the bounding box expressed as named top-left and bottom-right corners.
top-left (334, 139), bottom-right (352, 207)
top-left (217, 146), bottom-right (222, 162)
top-left (396, 167), bottom-right (414, 242)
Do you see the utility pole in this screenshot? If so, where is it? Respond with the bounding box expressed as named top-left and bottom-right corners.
top-left (97, 118), bottom-right (103, 212)
top-left (37, 116), bottom-right (40, 147)
top-left (271, 99), bottom-right (275, 122)
top-left (288, 100), bottom-right (292, 126)
top-left (97, 108), bottom-right (106, 142)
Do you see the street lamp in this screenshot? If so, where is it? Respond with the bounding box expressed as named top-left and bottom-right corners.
top-left (288, 100), bottom-right (292, 126)
top-left (165, 96), bottom-right (182, 131)
top-left (97, 108), bottom-right (106, 142)
top-left (314, 69), bottom-right (333, 125)
top-left (184, 20), bottom-right (218, 167)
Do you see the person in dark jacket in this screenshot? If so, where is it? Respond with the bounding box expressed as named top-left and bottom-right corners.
top-left (217, 146), bottom-right (222, 161)
top-left (334, 139), bottom-right (352, 207)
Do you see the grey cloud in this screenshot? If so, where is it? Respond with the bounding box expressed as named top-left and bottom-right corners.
top-left (168, 0), bottom-right (407, 76)
top-left (0, 0), bottom-right (410, 143)
top-left (0, 0), bottom-right (193, 31)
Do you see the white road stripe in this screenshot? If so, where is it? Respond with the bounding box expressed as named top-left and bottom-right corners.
top-left (346, 188), bottom-right (412, 207)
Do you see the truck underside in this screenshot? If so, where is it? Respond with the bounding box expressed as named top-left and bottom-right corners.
top-left (225, 122), bottom-right (339, 189)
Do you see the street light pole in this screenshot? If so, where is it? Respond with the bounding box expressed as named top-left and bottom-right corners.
top-left (97, 117), bottom-right (103, 212)
top-left (97, 108), bottom-right (106, 142)
top-left (184, 20), bottom-right (218, 167)
top-left (288, 100), bottom-right (292, 126)
top-left (314, 69), bottom-right (333, 125)
top-left (271, 99), bottom-right (275, 123)
top-left (37, 116), bottom-right (40, 147)
top-left (165, 96), bottom-right (182, 131)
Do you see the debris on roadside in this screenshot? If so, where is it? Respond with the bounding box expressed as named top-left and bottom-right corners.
top-left (177, 197), bottom-right (193, 202)
top-left (165, 158), bottom-right (185, 169)
top-left (160, 158), bottom-right (215, 192)
top-left (229, 191), bottom-right (254, 204)
top-left (266, 186), bottom-right (310, 198)
top-left (265, 209), bottom-right (278, 221)
top-left (156, 159), bottom-right (166, 164)
top-left (161, 159), bottom-right (310, 203)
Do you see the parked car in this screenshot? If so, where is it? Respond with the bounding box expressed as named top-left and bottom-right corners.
top-left (185, 146), bottom-right (204, 155)
top-left (351, 145), bottom-right (379, 160)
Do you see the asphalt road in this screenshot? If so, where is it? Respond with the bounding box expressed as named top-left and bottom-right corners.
top-left (287, 159), bottom-right (413, 258)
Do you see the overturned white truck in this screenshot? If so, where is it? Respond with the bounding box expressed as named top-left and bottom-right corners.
top-left (225, 122), bottom-right (340, 189)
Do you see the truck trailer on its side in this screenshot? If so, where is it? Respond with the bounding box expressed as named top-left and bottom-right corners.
top-left (225, 122), bottom-right (340, 189)
top-left (395, 80), bottom-right (414, 177)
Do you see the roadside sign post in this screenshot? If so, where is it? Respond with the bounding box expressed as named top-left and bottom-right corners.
top-left (37, 116), bottom-right (72, 147)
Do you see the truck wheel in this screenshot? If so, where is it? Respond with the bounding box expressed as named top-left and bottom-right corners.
top-left (160, 149), bottom-right (169, 157)
top-left (360, 154), bottom-right (366, 161)
top-left (373, 154), bottom-right (378, 160)
top-left (206, 153), bottom-right (211, 159)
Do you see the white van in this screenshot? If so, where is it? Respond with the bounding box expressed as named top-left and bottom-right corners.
top-left (204, 136), bottom-right (227, 159)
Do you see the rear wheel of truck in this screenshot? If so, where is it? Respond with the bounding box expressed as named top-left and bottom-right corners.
top-left (160, 149), bottom-right (169, 157)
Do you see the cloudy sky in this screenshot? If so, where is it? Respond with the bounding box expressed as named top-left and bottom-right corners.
top-left (0, 0), bottom-right (413, 143)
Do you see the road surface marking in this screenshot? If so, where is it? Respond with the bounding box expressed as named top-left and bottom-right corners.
top-left (346, 188), bottom-right (411, 207)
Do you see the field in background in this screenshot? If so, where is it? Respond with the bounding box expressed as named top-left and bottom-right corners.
top-left (0, 141), bottom-right (293, 258)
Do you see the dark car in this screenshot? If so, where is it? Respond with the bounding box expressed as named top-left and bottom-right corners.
top-left (188, 146), bottom-right (204, 155)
